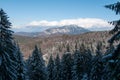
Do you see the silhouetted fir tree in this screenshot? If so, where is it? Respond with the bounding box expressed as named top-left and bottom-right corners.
top-left (104, 2), bottom-right (120, 60)
top-left (79, 43), bottom-right (86, 54)
top-left (89, 45), bottom-right (103, 80)
top-left (26, 46), bottom-right (47, 80)
top-left (72, 47), bottom-right (92, 80)
top-left (101, 2), bottom-right (120, 80)
top-left (0, 9), bottom-right (18, 80)
top-left (90, 59), bottom-right (103, 80)
top-left (84, 48), bottom-right (93, 60)
top-left (82, 48), bottom-right (93, 79)
top-left (90, 43), bottom-right (94, 54)
top-left (82, 50), bottom-right (92, 80)
top-left (66, 44), bottom-right (70, 52)
top-left (47, 54), bottom-right (55, 80)
top-left (75, 41), bottom-right (79, 51)
top-left (53, 54), bottom-right (61, 80)
top-left (96, 41), bottom-right (103, 56)
top-left (72, 50), bottom-right (84, 80)
top-left (61, 52), bottom-right (73, 80)
top-left (105, 45), bottom-right (115, 56)
top-left (25, 55), bottom-right (32, 80)
top-left (16, 45), bottom-right (26, 80)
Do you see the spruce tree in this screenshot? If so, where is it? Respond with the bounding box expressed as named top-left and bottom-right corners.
top-left (72, 48), bottom-right (92, 80)
top-left (101, 2), bottom-right (120, 80)
top-left (47, 54), bottom-right (55, 80)
top-left (89, 51), bottom-right (103, 80)
top-left (82, 48), bottom-right (93, 80)
top-left (104, 2), bottom-right (120, 60)
top-left (16, 45), bottom-right (26, 80)
top-left (96, 41), bottom-right (103, 56)
top-left (0, 9), bottom-right (18, 80)
top-left (26, 46), bottom-right (47, 80)
top-left (72, 50), bottom-right (84, 80)
top-left (89, 43), bottom-right (103, 80)
top-left (26, 55), bottom-right (32, 80)
top-left (66, 44), bottom-right (70, 52)
top-left (53, 54), bottom-right (61, 80)
top-left (79, 43), bottom-right (86, 54)
top-left (61, 52), bottom-right (73, 80)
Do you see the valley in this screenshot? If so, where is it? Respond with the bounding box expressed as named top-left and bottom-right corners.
top-left (14, 31), bottom-right (111, 59)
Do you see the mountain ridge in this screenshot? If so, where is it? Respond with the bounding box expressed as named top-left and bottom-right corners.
top-left (15, 25), bottom-right (90, 37)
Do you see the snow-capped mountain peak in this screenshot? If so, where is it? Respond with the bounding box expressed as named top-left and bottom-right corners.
top-left (15, 25), bottom-right (90, 37)
top-left (42, 25), bottom-right (90, 35)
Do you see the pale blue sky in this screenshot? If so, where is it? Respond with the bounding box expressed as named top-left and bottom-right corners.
top-left (0, 0), bottom-right (119, 31)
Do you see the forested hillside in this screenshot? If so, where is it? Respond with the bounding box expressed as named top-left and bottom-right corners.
top-left (14, 31), bottom-right (111, 59)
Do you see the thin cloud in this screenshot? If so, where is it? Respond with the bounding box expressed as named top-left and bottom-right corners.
top-left (27, 18), bottom-right (112, 28)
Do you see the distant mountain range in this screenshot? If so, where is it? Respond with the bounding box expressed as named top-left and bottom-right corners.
top-left (15, 25), bottom-right (90, 37)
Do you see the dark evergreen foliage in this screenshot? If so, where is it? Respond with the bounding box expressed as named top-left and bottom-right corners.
top-left (26, 46), bottom-right (47, 80)
top-left (0, 9), bottom-right (18, 80)
top-left (61, 52), bottom-right (73, 80)
top-left (66, 44), bottom-right (70, 52)
top-left (105, 2), bottom-right (120, 15)
top-left (53, 54), bottom-right (61, 80)
top-left (102, 2), bottom-right (120, 80)
top-left (89, 53), bottom-right (103, 80)
top-left (16, 46), bottom-right (26, 80)
top-left (72, 50), bottom-right (84, 80)
top-left (47, 55), bottom-right (54, 80)
top-left (105, 2), bottom-right (120, 47)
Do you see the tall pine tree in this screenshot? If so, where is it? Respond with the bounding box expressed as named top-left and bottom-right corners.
top-left (26, 45), bottom-right (47, 80)
top-left (72, 48), bottom-right (92, 80)
top-left (16, 45), bottom-right (26, 80)
top-left (89, 42), bottom-right (104, 80)
top-left (61, 52), bottom-right (73, 80)
top-left (102, 2), bottom-right (120, 80)
top-left (72, 50), bottom-right (84, 80)
top-left (89, 47), bottom-right (103, 80)
top-left (53, 54), bottom-right (61, 80)
top-left (0, 9), bottom-right (18, 80)
top-left (47, 54), bottom-right (55, 80)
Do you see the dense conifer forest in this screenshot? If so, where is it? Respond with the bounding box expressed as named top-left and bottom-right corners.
top-left (0, 1), bottom-right (120, 80)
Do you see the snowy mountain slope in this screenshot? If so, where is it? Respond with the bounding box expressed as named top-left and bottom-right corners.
top-left (42, 25), bottom-right (90, 35)
top-left (15, 25), bottom-right (90, 37)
